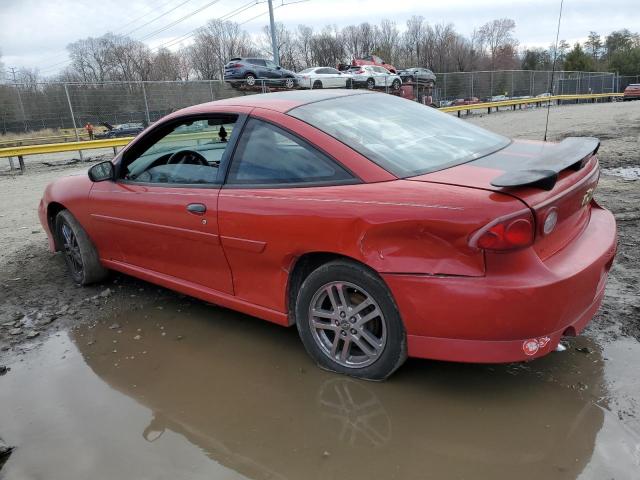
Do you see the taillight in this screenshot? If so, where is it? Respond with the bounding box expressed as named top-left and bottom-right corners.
top-left (469, 210), bottom-right (535, 251)
top-left (227, 63), bottom-right (242, 68)
top-left (355, 69), bottom-right (364, 74)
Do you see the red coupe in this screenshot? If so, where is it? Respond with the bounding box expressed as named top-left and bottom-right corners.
top-left (39, 90), bottom-right (617, 380)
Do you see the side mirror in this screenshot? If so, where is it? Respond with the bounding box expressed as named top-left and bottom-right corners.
top-left (88, 161), bottom-right (114, 182)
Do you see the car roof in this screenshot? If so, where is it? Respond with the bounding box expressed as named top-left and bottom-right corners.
top-left (177, 90), bottom-right (374, 114)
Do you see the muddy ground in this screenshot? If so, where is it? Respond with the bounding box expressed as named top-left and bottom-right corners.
top-left (0, 100), bottom-right (639, 479)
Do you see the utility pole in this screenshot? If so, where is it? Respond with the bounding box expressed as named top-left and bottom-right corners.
top-left (9, 67), bottom-right (27, 132)
top-left (267, 0), bottom-right (279, 65)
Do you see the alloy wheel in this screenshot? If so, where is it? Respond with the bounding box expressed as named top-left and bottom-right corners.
top-left (308, 281), bottom-right (387, 368)
top-left (245, 74), bottom-right (256, 86)
top-left (285, 77), bottom-right (295, 89)
top-left (61, 222), bottom-right (83, 277)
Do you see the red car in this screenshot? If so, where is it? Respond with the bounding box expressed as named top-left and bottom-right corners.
top-left (39, 90), bottom-right (617, 380)
top-left (623, 83), bottom-right (640, 100)
top-left (340, 55), bottom-right (398, 74)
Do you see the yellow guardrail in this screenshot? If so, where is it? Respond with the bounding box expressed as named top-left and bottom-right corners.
top-left (440, 93), bottom-right (623, 114)
top-left (0, 137), bottom-right (134, 159)
top-left (0, 92), bottom-right (625, 166)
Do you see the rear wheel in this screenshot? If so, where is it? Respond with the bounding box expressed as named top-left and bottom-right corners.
top-left (55, 210), bottom-right (108, 285)
top-left (366, 78), bottom-right (376, 90)
top-left (295, 260), bottom-right (407, 380)
top-left (312, 80), bottom-right (323, 89)
top-left (284, 77), bottom-right (295, 89)
top-left (391, 79), bottom-right (401, 91)
top-left (244, 73), bottom-right (257, 86)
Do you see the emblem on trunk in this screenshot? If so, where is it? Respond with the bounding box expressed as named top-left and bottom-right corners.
top-left (581, 188), bottom-right (594, 207)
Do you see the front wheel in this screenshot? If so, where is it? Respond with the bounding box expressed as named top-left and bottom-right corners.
top-left (295, 260), bottom-right (407, 380)
top-left (366, 78), bottom-right (376, 90)
top-left (391, 79), bottom-right (401, 91)
top-left (284, 77), bottom-right (295, 89)
top-left (55, 210), bottom-right (108, 285)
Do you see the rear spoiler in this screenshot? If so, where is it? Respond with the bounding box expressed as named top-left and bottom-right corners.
top-left (490, 137), bottom-right (600, 191)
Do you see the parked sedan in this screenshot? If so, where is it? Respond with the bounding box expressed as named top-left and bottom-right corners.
top-left (397, 67), bottom-right (436, 86)
top-left (95, 122), bottom-right (145, 139)
top-left (296, 67), bottom-right (353, 89)
top-left (224, 57), bottom-right (297, 89)
top-left (623, 84), bottom-right (640, 100)
top-left (350, 65), bottom-right (402, 90)
top-left (39, 90), bottom-right (617, 380)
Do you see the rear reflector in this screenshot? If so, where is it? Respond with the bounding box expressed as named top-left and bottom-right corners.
top-left (470, 210), bottom-right (535, 251)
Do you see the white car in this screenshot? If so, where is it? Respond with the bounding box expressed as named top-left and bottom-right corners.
top-left (349, 65), bottom-right (402, 91)
top-left (296, 67), bottom-right (353, 89)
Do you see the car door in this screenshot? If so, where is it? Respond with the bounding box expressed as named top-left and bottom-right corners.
top-left (248, 59), bottom-right (269, 79)
top-left (264, 60), bottom-right (282, 80)
top-left (373, 67), bottom-right (388, 87)
top-left (324, 67), bottom-right (343, 88)
top-left (217, 115), bottom-right (358, 312)
top-left (88, 113), bottom-right (247, 295)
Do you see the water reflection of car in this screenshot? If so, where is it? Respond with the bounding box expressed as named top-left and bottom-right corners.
top-left (224, 57), bottom-right (297, 89)
top-left (72, 312), bottom-right (605, 480)
top-left (96, 122), bottom-right (145, 139)
top-left (397, 67), bottom-right (436, 86)
top-left (349, 65), bottom-right (402, 90)
top-left (296, 67), bottom-right (354, 89)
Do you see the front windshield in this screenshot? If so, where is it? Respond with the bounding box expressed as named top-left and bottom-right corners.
top-left (289, 93), bottom-right (510, 177)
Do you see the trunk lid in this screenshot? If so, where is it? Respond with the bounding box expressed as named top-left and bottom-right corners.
top-left (409, 138), bottom-right (601, 259)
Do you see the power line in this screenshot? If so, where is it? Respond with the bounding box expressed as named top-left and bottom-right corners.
top-left (154, 0), bottom-right (260, 51)
top-left (122, 0), bottom-right (194, 37)
top-left (136, 0), bottom-right (223, 42)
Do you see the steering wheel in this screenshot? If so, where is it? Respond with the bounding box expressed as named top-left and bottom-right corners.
top-left (166, 149), bottom-right (208, 166)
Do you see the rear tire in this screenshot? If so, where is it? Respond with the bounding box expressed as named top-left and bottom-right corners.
top-left (244, 73), bottom-right (257, 87)
top-left (55, 210), bottom-right (108, 285)
top-left (366, 78), bottom-right (375, 90)
top-left (284, 77), bottom-right (295, 89)
top-left (312, 80), bottom-right (323, 89)
top-left (391, 79), bottom-right (401, 91)
top-left (295, 260), bottom-right (407, 380)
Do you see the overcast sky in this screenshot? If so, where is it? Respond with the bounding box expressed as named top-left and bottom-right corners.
top-left (1, 0), bottom-right (637, 76)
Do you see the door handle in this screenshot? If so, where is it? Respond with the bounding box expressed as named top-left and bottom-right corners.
top-left (186, 203), bottom-right (206, 215)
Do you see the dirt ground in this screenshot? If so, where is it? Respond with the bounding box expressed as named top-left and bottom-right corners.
top-left (0, 100), bottom-right (639, 479)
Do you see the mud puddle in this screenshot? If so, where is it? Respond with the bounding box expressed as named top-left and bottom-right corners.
top-left (1, 302), bottom-right (639, 480)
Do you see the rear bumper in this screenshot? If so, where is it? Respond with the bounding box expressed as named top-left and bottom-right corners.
top-left (383, 205), bottom-right (617, 363)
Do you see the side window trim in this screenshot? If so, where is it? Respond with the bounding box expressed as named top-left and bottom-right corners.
top-left (222, 117), bottom-right (361, 189)
top-left (116, 113), bottom-right (248, 189)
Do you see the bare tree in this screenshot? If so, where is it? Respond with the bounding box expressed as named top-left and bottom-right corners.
top-left (478, 18), bottom-right (517, 69)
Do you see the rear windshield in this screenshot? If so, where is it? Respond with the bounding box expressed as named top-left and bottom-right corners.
top-left (288, 93), bottom-right (510, 177)
top-left (299, 68), bottom-right (315, 74)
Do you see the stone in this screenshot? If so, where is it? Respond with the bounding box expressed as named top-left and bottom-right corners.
top-left (26, 331), bottom-right (40, 339)
top-left (9, 328), bottom-right (22, 336)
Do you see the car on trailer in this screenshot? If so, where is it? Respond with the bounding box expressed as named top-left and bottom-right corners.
top-left (224, 57), bottom-right (297, 89)
top-left (339, 55), bottom-right (398, 74)
top-left (349, 65), bottom-right (402, 91)
top-left (95, 122), bottom-right (145, 139)
top-left (296, 67), bottom-right (354, 89)
top-left (39, 90), bottom-right (617, 380)
top-left (397, 67), bottom-right (437, 87)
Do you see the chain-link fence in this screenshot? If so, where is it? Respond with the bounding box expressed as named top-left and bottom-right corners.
top-left (433, 70), bottom-right (617, 104)
top-left (0, 70), bottom-right (622, 138)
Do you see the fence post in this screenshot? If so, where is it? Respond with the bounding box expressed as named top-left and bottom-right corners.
top-left (209, 80), bottom-right (215, 101)
top-left (141, 82), bottom-right (151, 125)
top-left (530, 70), bottom-right (533, 96)
top-left (510, 71), bottom-right (514, 97)
top-left (470, 72), bottom-right (474, 98)
top-left (63, 83), bottom-right (84, 161)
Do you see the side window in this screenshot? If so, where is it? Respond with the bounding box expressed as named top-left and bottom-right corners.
top-left (122, 116), bottom-right (238, 185)
top-left (316, 68), bottom-right (330, 74)
top-left (226, 119), bottom-right (354, 186)
top-left (265, 60), bottom-right (277, 69)
top-left (249, 59), bottom-right (266, 67)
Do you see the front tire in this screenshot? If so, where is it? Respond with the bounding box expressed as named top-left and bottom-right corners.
top-left (295, 260), bottom-right (407, 380)
top-left (391, 79), bottom-right (401, 91)
top-left (284, 77), bottom-right (295, 89)
top-left (55, 210), bottom-right (108, 285)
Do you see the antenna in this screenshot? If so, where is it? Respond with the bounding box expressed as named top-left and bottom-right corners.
top-left (543, 0), bottom-right (565, 142)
